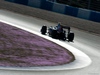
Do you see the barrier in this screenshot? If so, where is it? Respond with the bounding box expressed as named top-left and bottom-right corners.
top-left (89, 11), bottom-right (100, 22)
top-left (14, 0), bottom-right (28, 5)
top-left (41, 1), bottom-right (53, 11)
top-left (28, 0), bottom-right (41, 8)
top-left (65, 5), bottom-right (78, 17)
top-left (77, 8), bottom-right (91, 20)
top-left (5, 0), bottom-right (100, 22)
top-left (52, 3), bottom-right (66, 14)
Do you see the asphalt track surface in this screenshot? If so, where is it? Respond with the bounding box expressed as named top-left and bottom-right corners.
top-left (0, 10), bottom-right (100, 75)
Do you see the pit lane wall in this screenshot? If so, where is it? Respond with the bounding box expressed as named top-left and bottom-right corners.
top-left (0, 0), bottom-right (100, 34)
top-left (5, 0), bottom-right (100, 23)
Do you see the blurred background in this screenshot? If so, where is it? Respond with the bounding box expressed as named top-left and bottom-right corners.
top-left (48, 0), bottom-right (100, 12)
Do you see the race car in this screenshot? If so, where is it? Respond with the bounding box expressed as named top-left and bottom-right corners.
top-left (40, 25), bottom-right (74, 42)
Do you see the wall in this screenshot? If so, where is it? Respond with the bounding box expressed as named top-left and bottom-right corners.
top-left (5, 0), bottom-right (100, 22)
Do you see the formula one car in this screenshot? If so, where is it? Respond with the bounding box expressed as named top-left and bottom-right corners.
top-left (40, 25), bottom-right (74, 42)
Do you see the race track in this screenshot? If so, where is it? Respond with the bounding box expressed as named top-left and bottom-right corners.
top-left (0, 10), bottom-right (100, 75)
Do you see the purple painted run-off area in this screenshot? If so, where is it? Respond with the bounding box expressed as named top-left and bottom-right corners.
top-left (0, 22), bottom-right (75, 67)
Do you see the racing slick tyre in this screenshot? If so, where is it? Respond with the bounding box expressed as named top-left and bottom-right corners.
top-left (68, 32), bottom-right (74, 42)
top-left (41, 26), bottom-right (47, 35)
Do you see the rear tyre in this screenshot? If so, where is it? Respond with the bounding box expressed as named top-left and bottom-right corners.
top-left (67, 32), bottom-right (74, 42)
top-left (41, 26), bottom-right (47, 35)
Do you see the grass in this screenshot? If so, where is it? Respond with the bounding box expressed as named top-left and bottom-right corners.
top-left (0, 22), bottom-right (75, 67)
